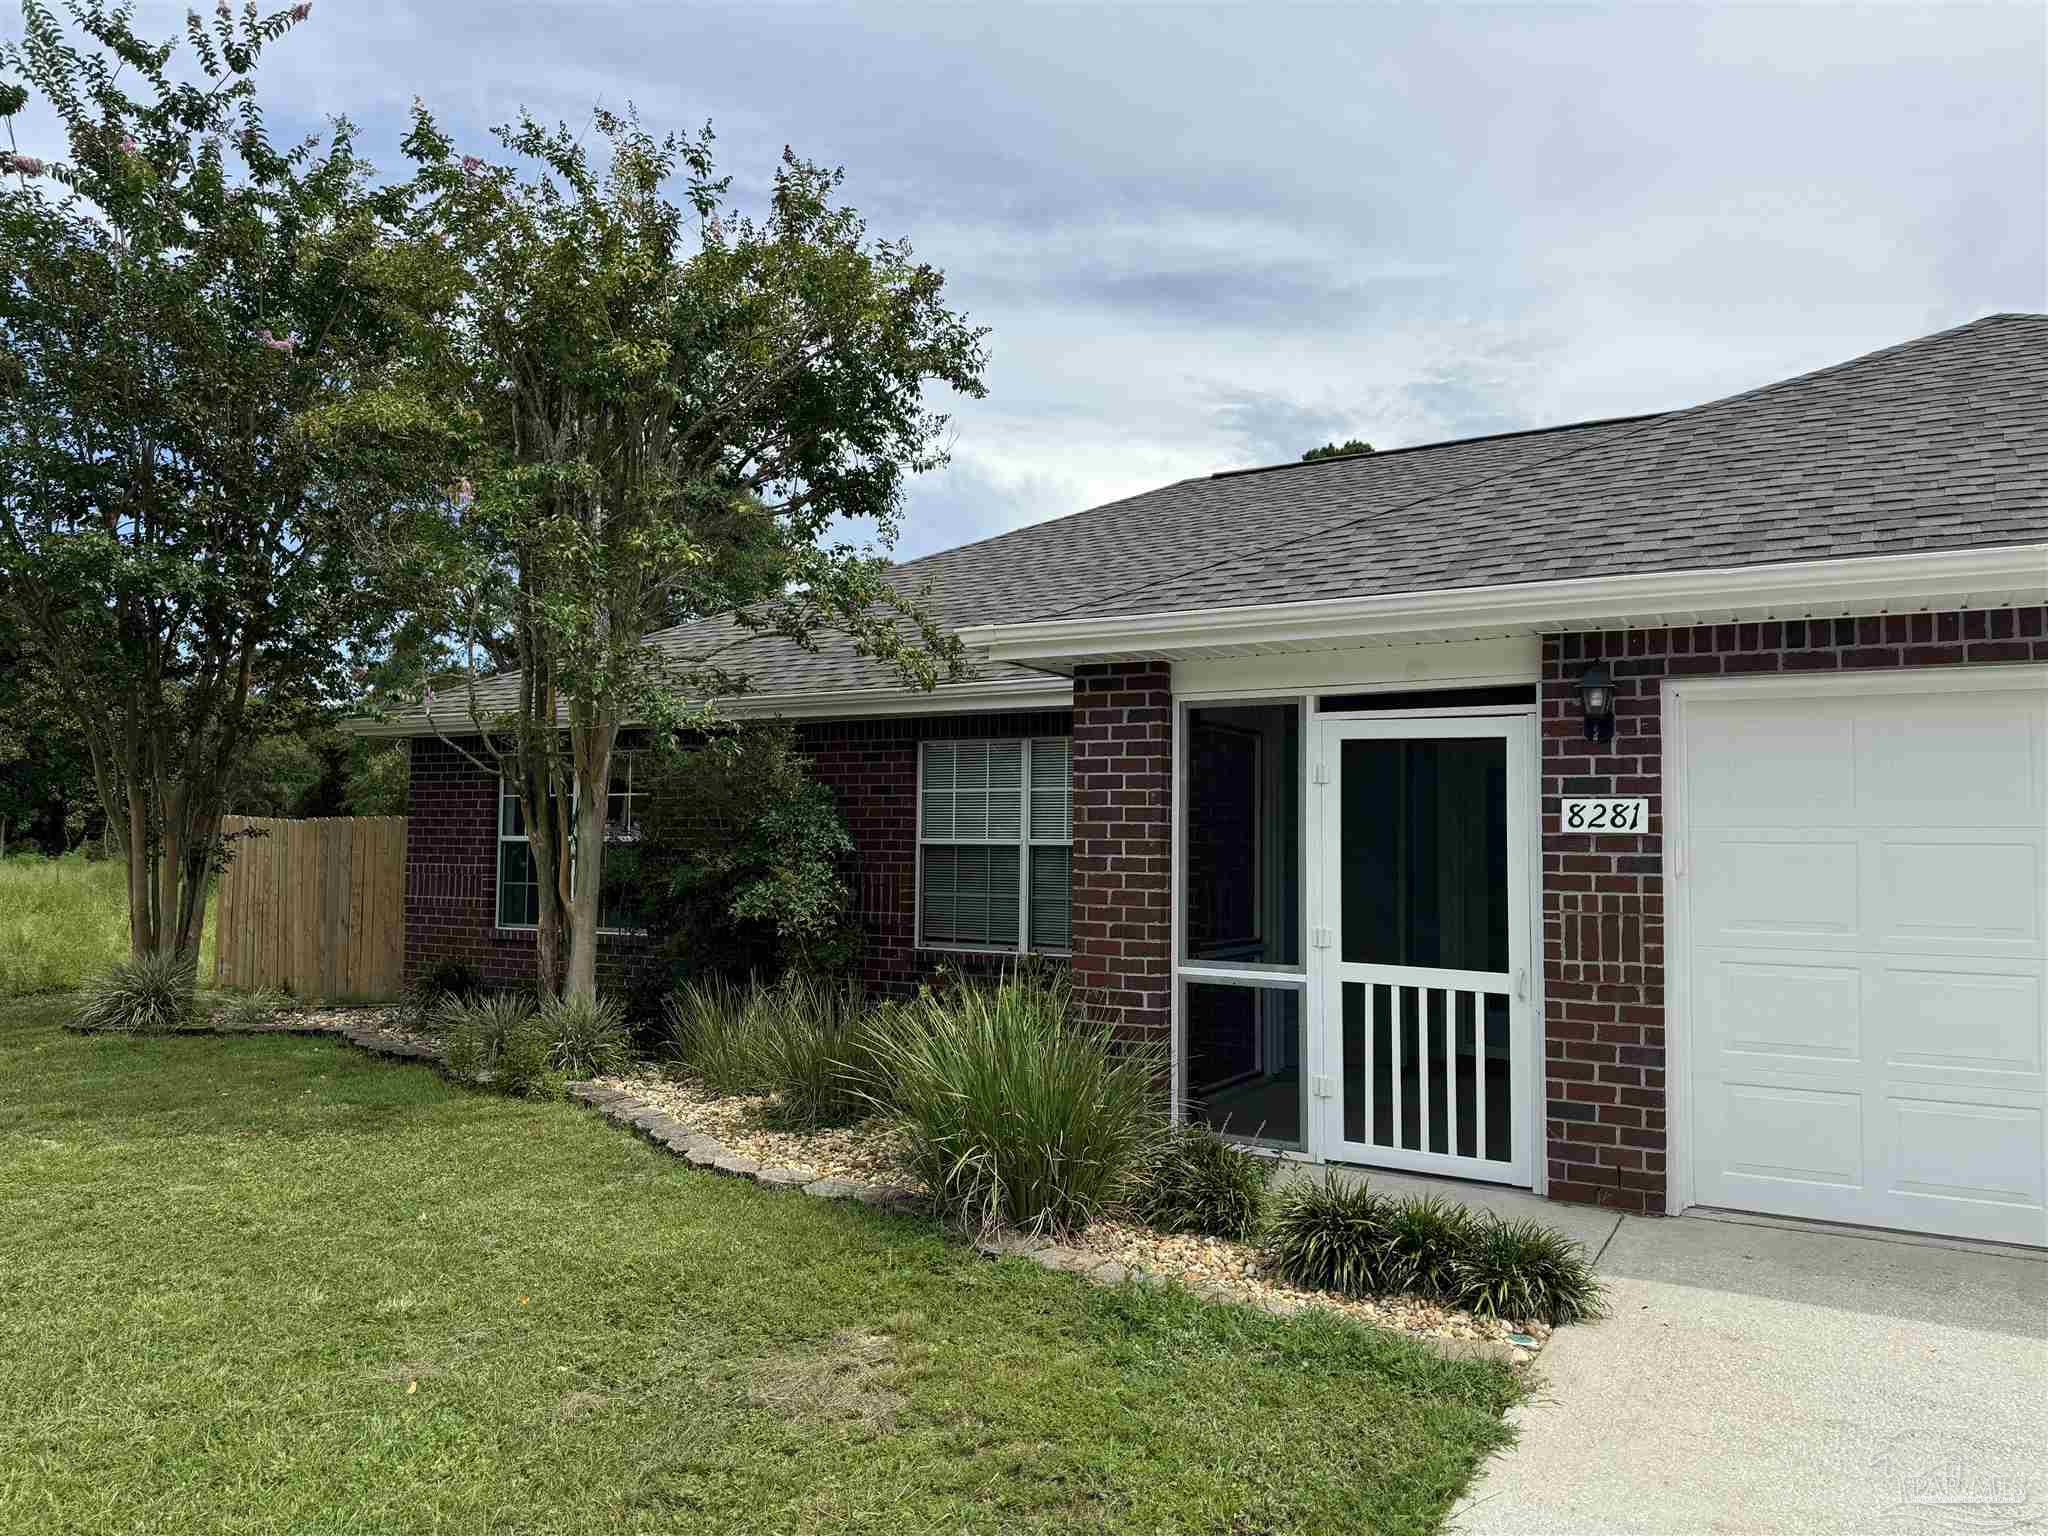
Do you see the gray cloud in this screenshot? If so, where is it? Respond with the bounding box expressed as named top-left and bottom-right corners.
top-left (33, 1), bottom-right (2040, 562)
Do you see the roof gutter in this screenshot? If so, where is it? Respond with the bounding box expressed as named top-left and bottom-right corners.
top-left (955, 545), bottom-right (2048, 669)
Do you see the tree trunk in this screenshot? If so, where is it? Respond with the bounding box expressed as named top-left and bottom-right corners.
top-left (563, 723), bottom-right (615, 1002)
top-left (124, 776), bottom-right (151, 961)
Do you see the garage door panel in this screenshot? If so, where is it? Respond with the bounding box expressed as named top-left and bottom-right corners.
top-left (1879, 1095), bottom-right (2045, 1237)
top-left (1687, 703), bottom-right (1854, 826)
top-left (1693, 835), bottom-right (1861, 946)
top-left (1710, 1080), bottom-right (1865, 1190)
top-left (1855, 693), bottom-right (2046, 825)
top-left (1873, 963), bottom-right (2045, 1085)
top-left (1872, 836), bottom-right (2043, 956)
top-left (1699, 950), bottom-right (1861, 1067)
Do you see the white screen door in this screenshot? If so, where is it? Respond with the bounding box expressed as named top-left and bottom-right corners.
top-left (1318, 714), bottom-right (1534, 1184)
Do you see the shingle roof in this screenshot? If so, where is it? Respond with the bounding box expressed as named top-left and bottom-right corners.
top-left (375, 313), bottom-right (2048, 733)
top-left (1084, 311), bottom-right (2048, 617)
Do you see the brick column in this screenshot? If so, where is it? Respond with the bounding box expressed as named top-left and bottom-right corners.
top-left (1070, 663), bottom-right (1173, 1049)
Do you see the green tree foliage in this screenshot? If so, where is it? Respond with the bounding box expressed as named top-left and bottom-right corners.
top-left (0, 615), bottom-right (96, 855)
top-left (1302, 438), bottom-right (1374, 461)
top-left (399, 106), bottom-right (988, 998)
top-left (618, 723), bottom-right (860, 1006)
top-left (0, 1), bottom-right (455, 960)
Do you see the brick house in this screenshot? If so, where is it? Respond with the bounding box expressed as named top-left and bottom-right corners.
top-left (363, 314), bottom-right (2048, 1246)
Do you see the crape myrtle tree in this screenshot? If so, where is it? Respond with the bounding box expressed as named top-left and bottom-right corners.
top-left (0, 1), bottom-right (455, 963)
top-left (403, 105), bottom-right (987, 1000)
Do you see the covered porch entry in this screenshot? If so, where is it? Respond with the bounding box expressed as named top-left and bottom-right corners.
top-left (1175, 683), bottom-right (1540, 1186)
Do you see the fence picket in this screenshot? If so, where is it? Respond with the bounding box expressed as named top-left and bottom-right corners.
top-left (206, 814), bottom-right (405, 1002)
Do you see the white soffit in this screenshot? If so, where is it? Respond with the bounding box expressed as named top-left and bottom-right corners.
top-left (955, 546), bottom-right (2048, 673)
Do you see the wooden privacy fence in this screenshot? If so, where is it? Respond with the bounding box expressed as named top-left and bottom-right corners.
top-left (212, 816), bottom-right (407, 1000)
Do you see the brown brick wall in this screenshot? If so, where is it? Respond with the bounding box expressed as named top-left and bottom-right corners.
top-left (1540, 604), bottom-right (2048, 1214)
top-left (1070, 664), bottom-right (1173, 1048)
top-left (402, 735), bottom-right (655, 995)
top-left (404, 715), bottom-right (1081, 1004)
top-left (794, 709), bottom-right (1073, 996)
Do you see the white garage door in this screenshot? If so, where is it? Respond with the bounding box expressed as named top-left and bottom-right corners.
top-left (1678, 667), bottom-right (2048, 1247)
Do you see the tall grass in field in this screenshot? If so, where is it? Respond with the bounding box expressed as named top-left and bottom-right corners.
top-left (0, 854), bottom-right (215, 998)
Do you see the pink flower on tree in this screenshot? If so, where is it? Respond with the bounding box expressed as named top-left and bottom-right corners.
top-left (2, 152), bottom-right (45, 176)
top-left (461, 155), bottom-right (485, 177)
top-left (254, 327), bottom-right (298, 355)
top-left (289, 2), bottom-right (311, 19)
top-left (120, 135), bottom-right (139, 156)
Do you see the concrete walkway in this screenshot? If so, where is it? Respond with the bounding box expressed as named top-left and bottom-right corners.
top-left (1451, 1208), bottom-right (2048, 1535)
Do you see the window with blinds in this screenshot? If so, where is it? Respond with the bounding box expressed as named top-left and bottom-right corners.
top-left (918, 737), bottom-right (1071, 953)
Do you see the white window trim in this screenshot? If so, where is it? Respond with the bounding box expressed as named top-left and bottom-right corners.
top-left (914, 735), bottom-right (1073, 957)
top-left (494, 752), bottom-right (646, 937)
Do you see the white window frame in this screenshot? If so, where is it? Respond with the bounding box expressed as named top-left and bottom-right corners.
top-left (494, 751), bottom-right (646, 936)
top-left (1172, 696), bottom-right (1313, 1155)
top-left (915, 736), bottom-right (1073, 956)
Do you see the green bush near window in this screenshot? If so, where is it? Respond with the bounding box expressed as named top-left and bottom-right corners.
top-left (70, 951), bottom-right (201, 1034)
top-left (1262, 1174), bottom-right (1604, 1325)
top-left (859, 968), bottom-right (1165, 1239)
top-left (615, 724), bottom-right (861, 1021)
top-left (1125, 1119), bottom-right (1274, 1241)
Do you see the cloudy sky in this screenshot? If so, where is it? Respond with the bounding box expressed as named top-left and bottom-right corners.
top-left (35, 2), bottom-right (2046, 559)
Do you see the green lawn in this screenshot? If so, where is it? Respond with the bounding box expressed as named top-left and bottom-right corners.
top-left (0, 999), bottom-right (1521, 1535)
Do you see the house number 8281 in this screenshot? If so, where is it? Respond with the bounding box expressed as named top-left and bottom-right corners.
top-left (1560, 797), bottom-right (1648, 833)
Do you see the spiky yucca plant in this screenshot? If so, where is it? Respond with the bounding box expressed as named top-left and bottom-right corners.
top-left (72, 952), bottom-right (199, 1034)
top-left (539, 992), bottom-right (634, 1079)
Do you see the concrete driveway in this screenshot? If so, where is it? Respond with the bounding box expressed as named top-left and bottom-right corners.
top-left (1451, 1208), bottom-right (2048, 1536)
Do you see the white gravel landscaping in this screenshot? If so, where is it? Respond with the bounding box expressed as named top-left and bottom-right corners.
top-left (601, 1066), bottom-right (1553, 1356)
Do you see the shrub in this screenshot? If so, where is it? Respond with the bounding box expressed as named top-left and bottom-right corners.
top-left (859, 969), bottom-right (1165, 1239)
top-left (539, 992), bottom-right (634, 1079)
top-left (1452, 1218), bottom-right (1605, 1326)
top-left (213, 988), bottom-right (290, 1031)
top-left (1261, 1174), bottom-right (1398, 1297)
top-left (1125, 1119), bottom-right (1273, 1241)
top-left (438, 990), bottom-right (528, 1079)
top-left (495, 1013), bottom-right (565, 1101)
top-left (1375, 1194), bottom-right (1479, 1299)
top-left (1262, 1175), bottom-right (1604, 1325)
top-left (661, 975), bottom-right (770, 1095)
top-left (619, 725), bottom-right (862, 1013)
top-left (72, 951), bottom-right (200, 1034)
top-left (752, 972), bottom-right (876, 1130)
top-left (402, 956), bottom-right (485, 1032)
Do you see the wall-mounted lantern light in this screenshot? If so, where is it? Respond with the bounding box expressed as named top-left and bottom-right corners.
top-left (1577, 662), bottom-right (1616, 744)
